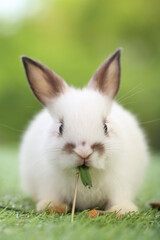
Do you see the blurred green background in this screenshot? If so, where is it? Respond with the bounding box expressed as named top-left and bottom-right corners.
top-left (0, 0), bottom-right (160, 149)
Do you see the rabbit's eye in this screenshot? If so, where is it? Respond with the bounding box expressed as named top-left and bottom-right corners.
top-left (104, 123), bottom-right (108, 134)
top-left (59, 123), bottom-right (63, 135)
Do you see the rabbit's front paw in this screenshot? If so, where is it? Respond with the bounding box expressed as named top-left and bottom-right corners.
top-left (107, 202), bottom-right (138, 215)
top-left (36, 200), bottom-right (70, 214)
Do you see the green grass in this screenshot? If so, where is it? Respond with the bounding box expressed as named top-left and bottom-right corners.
top-left (0, 147), bottom-right (160, 240)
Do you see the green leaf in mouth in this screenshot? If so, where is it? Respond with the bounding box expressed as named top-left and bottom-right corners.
top-left (78, 165), bottom-right (92, 188)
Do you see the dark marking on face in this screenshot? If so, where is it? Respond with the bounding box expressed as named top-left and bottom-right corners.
top-left (63, 143), bottom-right (75, 154)
top-left (91, 143), bottom-right (105, 156)
top-left (81, 141), bottom-right (86, 146)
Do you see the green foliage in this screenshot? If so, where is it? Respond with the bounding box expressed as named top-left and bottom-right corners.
top-left (0, 147), bottom-right (160, 239)
top-left (0, 0), bottom-right (160, 148)
top-left (78, 166), bottom-right (92, 188)
top-left (0, 209), bottom-right (160, 240)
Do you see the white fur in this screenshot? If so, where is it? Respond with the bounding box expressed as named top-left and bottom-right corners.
top-left (20, 87), bottom-right (148, 213)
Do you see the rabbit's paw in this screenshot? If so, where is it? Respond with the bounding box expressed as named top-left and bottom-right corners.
top-left (37, 200), bottom-right (70, 214)
top-left (107, 202), bottom-right (138, 215)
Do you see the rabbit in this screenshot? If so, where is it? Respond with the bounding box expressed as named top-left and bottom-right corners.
top-left (20, 49), bottom-right (148, 215)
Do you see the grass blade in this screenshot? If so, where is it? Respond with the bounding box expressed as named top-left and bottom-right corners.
top-left (71, 171), bottom-right (79, 223)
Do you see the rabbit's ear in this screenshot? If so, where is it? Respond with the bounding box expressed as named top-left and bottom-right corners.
top-left (21, 57), bottom-right (68, 105)
top-left (88, 49), bottom-right (121, 99)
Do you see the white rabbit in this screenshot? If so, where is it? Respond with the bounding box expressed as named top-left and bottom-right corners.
top-left (20, 49), bottom-right (148, 214)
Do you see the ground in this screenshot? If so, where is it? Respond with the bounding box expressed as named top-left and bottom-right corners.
top-left (0, 146), bottom-right (160, 240)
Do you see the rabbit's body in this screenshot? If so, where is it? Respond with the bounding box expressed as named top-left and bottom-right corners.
top-left (20, 49), bottom-right (148, 214)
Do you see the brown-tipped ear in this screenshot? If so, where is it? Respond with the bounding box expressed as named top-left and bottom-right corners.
top-left (21, 57), bottom-right (67, 105)
top-left (88, 48), bottom-right (122, 99)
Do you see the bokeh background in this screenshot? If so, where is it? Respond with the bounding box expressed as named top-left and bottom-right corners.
top-left (0, 0), bottom-right (160, 150)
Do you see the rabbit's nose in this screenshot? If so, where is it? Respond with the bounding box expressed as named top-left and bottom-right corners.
top-left (74, 144), bottom-right (93, 160)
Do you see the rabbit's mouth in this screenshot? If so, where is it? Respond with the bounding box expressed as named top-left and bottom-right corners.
top-left (78, 161), bottom-right (91, 167)
top-left (76, 156), bottom-right (92, 168)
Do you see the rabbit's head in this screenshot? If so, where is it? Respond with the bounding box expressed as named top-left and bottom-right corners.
top-left (22, 49), bottom-right (121, 170)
